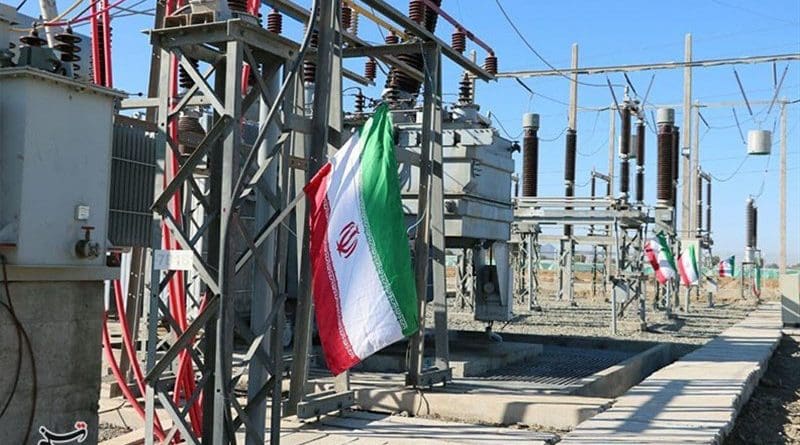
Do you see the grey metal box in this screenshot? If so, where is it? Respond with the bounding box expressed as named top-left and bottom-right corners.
top-left (0, 68), bottom-right (122, 267)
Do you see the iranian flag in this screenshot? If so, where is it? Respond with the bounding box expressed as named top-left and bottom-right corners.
top-left (644, 232), bottom-right (677, 285)
top-left (718, 256), bottom-right (735, 277)
top-left (677, 245), bottom-right (699, 287)
top-left (304, 104), bottom-right (419, 376)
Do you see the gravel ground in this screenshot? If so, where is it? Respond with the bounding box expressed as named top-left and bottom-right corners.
top-left (725, 334), bottom-right (800, 445)
top-left (98, 422), bottom-right (131, 442)
top-left (443, 272), bottom-right (775, 356)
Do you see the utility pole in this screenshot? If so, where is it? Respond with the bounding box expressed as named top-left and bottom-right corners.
top-left (681, 33), bottom-right (693, 238)
top-left (691, 102), bottom-right (700, 234)
top-left (560, 43), bottom-right (578, 304)
top-left (779, 99), bottom-right (788, 274)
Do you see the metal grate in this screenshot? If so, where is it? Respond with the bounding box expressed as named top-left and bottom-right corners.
top-left (108, 116), bottom-right (158, 247)
top-left (475, 345), bottom-right (634, 388)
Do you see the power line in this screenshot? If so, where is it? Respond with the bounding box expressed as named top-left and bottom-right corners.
top-left (493, 0), bottom-right (612, 88)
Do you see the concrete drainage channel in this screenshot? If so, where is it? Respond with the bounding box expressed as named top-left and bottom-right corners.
top-left (309, 330), bottom-right (679, 431)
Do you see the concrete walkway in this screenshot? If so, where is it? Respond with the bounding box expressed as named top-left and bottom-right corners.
top-left (559, 302), bottom-right (782, 444)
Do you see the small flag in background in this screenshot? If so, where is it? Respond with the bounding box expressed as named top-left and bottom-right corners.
top-left (677, 244), bottom-right (699, 287)
top-left (304, 104), bottom-right (419, 376)
top-left (645, 232), bottom-right (677, 285)
top-left (718, 255), bottom-right (735, 277)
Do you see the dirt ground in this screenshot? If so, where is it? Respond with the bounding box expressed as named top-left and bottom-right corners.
top-left (725, 334), bottom-right (800, 445)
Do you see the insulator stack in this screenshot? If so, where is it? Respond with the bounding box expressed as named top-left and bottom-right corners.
top-left (266, 9), bottom-right (282, 34)
top-left (619, 106), bottom-right (631, 198)
top-left (303, 30), bottom-right (319, 83)
top-left (349, 9), bottom-right (359, 35)
top-left (671, 126), bottom-right (680, 207)
top-left (451, 29), bottom-right (466, 53)
top-left (342, 4), bottom-right (352, 30)
top-left (635, 121), bottom-right (645, 202)
top-left (227, 0), bottom-right (247, 14)
top-left (564, 129), bottom-right (577, 236)
top-left (354, 91), bottom-right (365, 114)
top-left (457, 72), bottom-right (472, 104)
top-left (483, 54), bottom-right (498, 75)
top-left (408, 0), bottom-right (425, 23)
top-left (564, 129), bottom-right (577, 191)
top-left (364, 58), bottom-right (376, 81)
top-left (746, 198), bottom-right (756, 248)
top-left (178, 58), bottom-right (199, 89)
top-left (696, 174), bottom-right (703, 236)
top-left (423, 0), bottom-right (442, 32)
top-left (522, 113), bottom-right (540, 197)
top-left (706, 181), bottom-right (712, 234)
top-left (385, 33), bottom-right (399, 45)
top-left (178, 114), bottom-right (206, 155)
top-left (54, 27), bottom-right (81, 77)
top-left (19, 28), bottom-right (46, 47)
top-left (656, 108), bottom-right (675, 205)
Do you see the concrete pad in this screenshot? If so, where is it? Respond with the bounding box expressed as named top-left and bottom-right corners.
top-left (275, 411), bottom-right (557, 444)
top-left (354, 385), bottom-right (611, 430)
top-left (559, 303), bottom-right (782, 445)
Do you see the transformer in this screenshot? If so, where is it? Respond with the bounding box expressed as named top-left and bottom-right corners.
top-left (394, 103), bottom-right (516, 322)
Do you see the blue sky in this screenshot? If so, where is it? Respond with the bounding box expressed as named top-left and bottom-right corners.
top-left (15, 0), bottom-right (800, 263)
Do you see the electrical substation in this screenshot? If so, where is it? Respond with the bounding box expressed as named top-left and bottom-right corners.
top-left (0, 0), bottom-right (798, 444)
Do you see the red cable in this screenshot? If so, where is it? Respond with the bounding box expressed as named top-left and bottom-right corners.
top-left (112, 281), bottom-right (166, 435)
top-left (89, 0), bottom-right (101, 85)
top-left (102, 313), bottom-right (166, 442)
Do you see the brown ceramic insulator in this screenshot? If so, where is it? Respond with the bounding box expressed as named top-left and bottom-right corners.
top-left (483, 54), bottom-right (497, 75)
top-left (408, 0), bottom-right (425, 23)
top-left (620, 107), bottom-right (631, 155)
top-left (635, 121), bottom-right (645, 202)
top-left (303, 30), bottom-right (319, 83)
top-left (620, 159), bottom-right (630, 196)
top-left (656, 125), bottom-right (672, 203)
top-left (385, 33), bottom-right (399, 45)
top-left (342, 5), bottom-right (352, 30)
top-left (451, 29), bottom-right (466, 53)
top-left (267, 9), bottom-right (282, 34)
top-left (364, 58), bottom-right (376, 81)
top-left (424, 0), bottom-right (442, 31)
top-left (178, 58), bottom-right (198, 89)
top-left (227, 0), bottom-right (247, 13)
top-left (354, 91), bottom-right (365, 114)
top-left (394, 52), bottom-right (423, 93)
top-left (671, 126), bottom-right (680, 206)
top-left (522, 127), bottom-right (538, 197)
top-left (706, 181), bottom-right (712, 233)
top-left (564, 129), bottom-right (577, 187)
top-left (177, 115), bottom-right (206, 155)
top-left (20, 28), bottom-right (46, 47)
top-left (457, 72), bottom-right (472, 104)
top-left (54, 28), bottom-right (81, 63)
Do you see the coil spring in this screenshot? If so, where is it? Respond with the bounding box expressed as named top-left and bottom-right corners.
top-left (408, 0), bottom-right (424, 23)
top-left (354, 91), bottom-right (365, 114)
top-left (457, 72), bottom-right (472, 104)
top-left (364, 58), bottom-right (376, 82)
top-left (451, 29), bottom-right (466, 53)
top-left (227, 0), bottom-right (247, 14)
top-left (483, 54), bottom-right (497, 75)
top-left (20, 28), bottom-right (46, 47)
top-left (267, 8), bottom-right (282, 34)
top-left (342, 4), bottom-right (352, 30)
